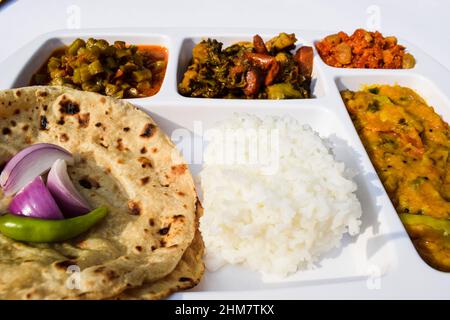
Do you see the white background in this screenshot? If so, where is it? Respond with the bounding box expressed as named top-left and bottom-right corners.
top-left (0, 0), bottom-right (449, 70)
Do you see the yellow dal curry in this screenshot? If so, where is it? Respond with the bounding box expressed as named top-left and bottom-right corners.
top-left (342, 85), bottom-right (450, 272)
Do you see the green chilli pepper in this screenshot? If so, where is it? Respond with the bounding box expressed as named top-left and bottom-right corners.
top-left (0, 206), bottom-right (108, 243)
top-left (399, 214), bottom-right (450, 235)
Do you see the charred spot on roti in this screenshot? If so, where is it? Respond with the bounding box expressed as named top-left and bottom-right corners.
top-left (173, 215), bottom-right (185, 223)
top-left (78, 113), bottom-right (90, 128)
top-left (54, 260), bottom-right (76, 270)
top-left (171, 164), bottom-right (187, 176)
top-left (140, 146), bottom-right (147, 154)
top-left (177, 191), bottom-right (185, 196)
top-left (140, 176), bottom-right (150, 185)
top-left (99, 97), bottom-right (106, 104)
top-left (78, 179), bottom-right (91, 188)
top-left (99, 142), bottom-right (109, 149)
top-left (151, 245), bottom-right (156, 251)
top-left (135, 246), bottom-right (143, 253)
top-left (60, 133), bottom-right (69, 142)
top-left (95, 122), bottom-right (102, 127)
top-left (79, 177), bottom-right (100, 189)
top-left (14, 109), bottom-right (20, 115)
top-left (158, 225), bottom-right (171, 235)
top-left (160, 239), bottom-right (166, 247)
top-left (152, 147), bottom-right (158, 153)
top-left (138, 157), bottom-right (153, 168)
top-left (43, 105), bottom-right (48, 111)
top-left (39, 115), bottom-right (48, 130)
top-left (123, 127), bottom-right (130, 132)
top-left (14, 90), bottom-right (21, 97)
top-left (127, 200), bottom-right (141, 215)
top-left (2, 128), bottom-right (11, 135)
top-left (57, 117), bottom-right (65, 125)
top-left (105, 269), bottom-right (119, 280)
top-left (59, 98), bottom-right (80, 115)
top-left (37, 91), bottom-right (48, 97)
top-left (140, 123), bottom-right (157, 138)
top-left (116, 138), bottom-right (126, 151)
top-left (149, 218), bottom-right (155, 227)
top-left (179, 277), bottom-right (193, 282)
top-left (10, 120), bottom-right (16, 127)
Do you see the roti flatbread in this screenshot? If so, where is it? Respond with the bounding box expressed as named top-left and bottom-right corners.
top-left (0, 86), bottom-right (202, 299)
top-left (117, 202), bottom-right (204, 300)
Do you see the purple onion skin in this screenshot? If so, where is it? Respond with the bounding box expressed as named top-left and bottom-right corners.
top-left (8, 176), bottom-right (64, 220)
top-left (0, 143), bottom-right (73, 196)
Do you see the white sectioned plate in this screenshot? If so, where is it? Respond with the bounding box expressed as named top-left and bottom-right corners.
top-left (0, 28), bottom-right (449, 299)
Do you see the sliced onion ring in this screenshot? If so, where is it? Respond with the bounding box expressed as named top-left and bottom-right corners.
top-left (47, 159), bottom-right (90, 217)
top-left (8, 176), bottom-right (63, 220)
top-left (0, 143), bottom-right (73, 196)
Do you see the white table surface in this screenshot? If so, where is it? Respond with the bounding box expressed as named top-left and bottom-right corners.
top-left (0, 0), bottom-right (449, 70)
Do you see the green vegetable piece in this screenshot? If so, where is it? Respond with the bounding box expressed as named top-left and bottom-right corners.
top-left (0, 206), bottom-right (108, 243)
top-left (367, 100), bottom-right (380, 112)
top-left (368, 87), bottom-right (380, 94)
top-left (400, 214), bottom-right (450, 235)
top-left (105, 83), bottom-right (119, 96)
top-left (137, 81), bottom-right (151, 93)
top-left (78, 65), bottom-right (92, 82)
top-left (94, 39), bottom-right (109, 51)
top-left (402, 53), bottom-right (416, 69)
top-left (105, 56), bottom-right (117, 69)
top-left (88, 60), bottom-right (104, 75)
top-left (86, 37), bottom-right (96, 48)
top-left (119, 61), bottom-right (138, 73)
top-left (67, 38), bottom-right (86, 56)
top-left (47, 57), bottom-right (61, 71)
top-left (115, 48), bottom-right (131, 59)
top-left (266, 83), bottom-right (302, 99)
top-left (81, 81), bottom-right (101, 92)
top-left (132, 69), bottom-right (152, 82)
top-left (265, 33), bottom-right (297, 53)
top-left (152, 60), bottom-right (166, 72)
top-left (112, 90), bottom-right (124, 99)
top-left (114, 41), bottom-right (126, 49)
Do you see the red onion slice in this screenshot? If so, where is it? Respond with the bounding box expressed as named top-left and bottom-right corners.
top-left (0, 143), bottom-right (73, 196)
top-left (8, 176), bottom-right (64, 220)
top-left (47, 159), bottom-right (90, 217)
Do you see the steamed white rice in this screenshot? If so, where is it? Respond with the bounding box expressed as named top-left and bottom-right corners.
top-left (199, 114), bottom-right (362, 277)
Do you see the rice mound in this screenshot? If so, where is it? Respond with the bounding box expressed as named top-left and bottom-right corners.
top-left (199, 114), bottom-right (362, 277)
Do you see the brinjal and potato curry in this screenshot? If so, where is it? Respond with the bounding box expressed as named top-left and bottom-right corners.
top-left (342, 85), bottom-right (450, 271)
top-left (31, 38), bottom-right (168, 98)
top-left (178, 33), bottom-right (314, 99)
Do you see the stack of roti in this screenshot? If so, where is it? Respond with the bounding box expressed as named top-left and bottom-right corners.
top-left (0, 86), bottom-right (204, 299)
